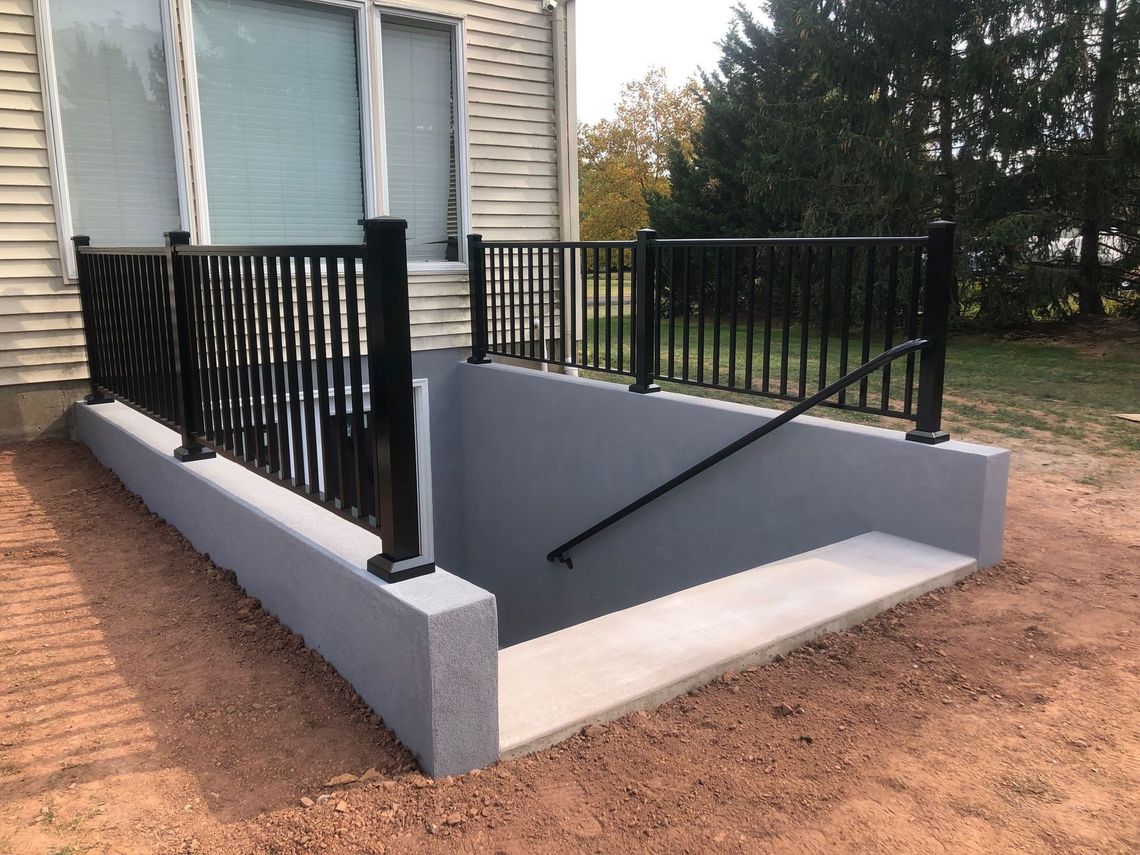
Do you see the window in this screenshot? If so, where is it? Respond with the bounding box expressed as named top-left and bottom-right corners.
top-left (192, 0), bottom-right (365, 244)
top-left (46, 0), bottom-right (182, 246)
top-left (380, 17), bottom-right (460, 263)
top-left (41, 0), bottom-right (468, 265)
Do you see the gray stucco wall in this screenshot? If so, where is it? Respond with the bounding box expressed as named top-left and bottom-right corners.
top-left (74, 400), bottom-right (498, 777)
top-left (409, 348), bottom-right (467, 571)
top-left (455, 363), bottom-right (1009, 647)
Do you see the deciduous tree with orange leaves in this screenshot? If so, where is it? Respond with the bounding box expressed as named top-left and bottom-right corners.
top-left (578, 68), bottom-right (703, 241)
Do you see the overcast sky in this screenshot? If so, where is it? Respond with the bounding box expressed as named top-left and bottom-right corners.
top-left (574, 0), bottom-right (749, 124)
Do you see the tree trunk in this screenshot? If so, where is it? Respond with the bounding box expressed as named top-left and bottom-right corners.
top-left (937, 10), bottom-right (958, 311)
top-left (1077, 0), bottom-right (1118, 317)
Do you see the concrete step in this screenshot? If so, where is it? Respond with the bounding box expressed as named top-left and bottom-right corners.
top-left (498, 531), bottom-right (976, 758)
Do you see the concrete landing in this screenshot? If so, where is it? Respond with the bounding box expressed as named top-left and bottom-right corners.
top-left (498, 532), bottom-right (976, 758)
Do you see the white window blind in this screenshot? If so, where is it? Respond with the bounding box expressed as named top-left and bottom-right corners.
top-left (192, 0), bottom-right (365, 244)
top-left (47, 0), bottom-right (182, 246)
top-left (381, 19), bottom-right (459, 263)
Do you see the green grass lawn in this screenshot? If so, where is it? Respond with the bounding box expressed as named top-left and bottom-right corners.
top-left (575, 316), bottom-right (1140, 455)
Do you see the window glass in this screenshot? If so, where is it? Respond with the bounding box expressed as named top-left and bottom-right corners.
top-left (192, 0), bottom-right (365, 243)
top-left (381, 19), bottom-right (459, 263)
top-left (48, 0), bottom-right (182, 246)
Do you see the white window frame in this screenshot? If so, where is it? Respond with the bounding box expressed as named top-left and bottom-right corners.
top-left (34, 0), bottom-right (193, 282)
top-left (37, 0), bottom-right (472, 278)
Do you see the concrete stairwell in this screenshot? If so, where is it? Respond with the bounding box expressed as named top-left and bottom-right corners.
top-left (498, 531), bottom-right (976, 758)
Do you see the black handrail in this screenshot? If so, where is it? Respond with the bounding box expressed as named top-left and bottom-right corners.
top-left (547, 337), bottom-right (932, 568)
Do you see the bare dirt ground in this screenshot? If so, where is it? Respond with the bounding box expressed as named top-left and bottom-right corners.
top-left (2, 425), bottom-right (1138, 853)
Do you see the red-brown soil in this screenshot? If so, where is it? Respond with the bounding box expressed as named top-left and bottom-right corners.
top-left (1, 430), bottom-right (1137, 854)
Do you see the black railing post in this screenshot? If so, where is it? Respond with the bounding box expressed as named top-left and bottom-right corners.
top-left (629, 228), bottom-right (661, 393)
top-left (362, 217), bottom-right (434, 583)
top-left (166, 230), bottom-right (216, 462)
top-left (72, 235), bottom-right (113, 405)
top-left (466, 233), bottom-right (491, 364)
top-left (906, 220), bottom-right (954, 444)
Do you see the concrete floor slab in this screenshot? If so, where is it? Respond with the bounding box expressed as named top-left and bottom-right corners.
top-left (498, 532), bottom-right (976, 758)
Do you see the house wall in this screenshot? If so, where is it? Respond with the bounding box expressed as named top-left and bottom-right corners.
top-left (0, 0), bottom-right (85, 392)
top-left (0, 0), bottom-right (578, 437)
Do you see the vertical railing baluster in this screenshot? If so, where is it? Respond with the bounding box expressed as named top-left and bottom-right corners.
top-left (712, 247), bottom-right (723, 387)
top-left (488, 245), bottom-right (499, 354)
top-left (228, 256), bottom-right (254, 460)
top-left (280, 256), bottom-right (306, 483)
top-left (527, 246), bottom-right (536, 359)
top-left (538, 246), bottom-right (547, 363)
top-left (604, 246), bottom-right (613, 371)
top-left (696, 248), bottom-right (707, 384)
top-left (565, 247), bottom-right (574, 369)
top-left (666, 247), bottom-right (676, 378)
top-left (293, 255), bottom-right (320, 492)
top-left (241, 256), bottom-right (267, 467)
top-left (344, 258), bottom-right (366, 516)
top-left (762, 246), bottom-right (774, 393)
top-left (780, 247), bottom-right (793, 396)
top-left (744, 246), bottom-right (757, 391)
top-left (252, 256), bottom-right (276, 470)
top-left (837, 246), bottom-right (854, 406)
top-left (681, 246), bottom-right (692, 381)
top-left (592, 246), bottom-right (600, 368)
top-left (193, 256), bottom-right (218, 445)
top-left (728, 247), bottom-right (739, 388)
top-left (903, 246), bottom-right (923, 416)
top-left (547, 245), bottom-right (558, 362)
top-left (818, 245), bottom-right (834, 391)
top-left (208, 257), bottom-right (232, 451)
top-left (616, 246), bottom-right (625, 372)
top-left (881, 245), bottom-right (900, 412)
top-left (508, 247), bottom-right (518, 357)
top-left (326, 254), bottom-right (349, 507)
top-left (858, 246), bottom-right (876, 408)
top-left (310, 254), bottom-right (335, 498)
top-left (266, 258), bottom-right (291, 479)
top-left (799, 246), bottom-right (813, 399)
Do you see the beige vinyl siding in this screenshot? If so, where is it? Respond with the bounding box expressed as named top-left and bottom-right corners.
top-left (0, 0), bottom-right (85, 387)
top-left (0, 0), bottom-right (572, 385)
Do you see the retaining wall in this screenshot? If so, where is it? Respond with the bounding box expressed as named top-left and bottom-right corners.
top-left (455, 363), bottom-right (1009, 646)
top-left (73, 400), bottom-right (498, 777)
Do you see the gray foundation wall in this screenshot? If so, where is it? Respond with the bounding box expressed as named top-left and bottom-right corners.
top-left (74, 400), bottom-right (498, 777)
top-left (455, 363), bottom-right (1009, 647)
top-left (410, 349), bottom-right (467, 571)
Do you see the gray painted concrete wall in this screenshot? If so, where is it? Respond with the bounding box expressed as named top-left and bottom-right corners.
top-left (74, 400), bottom-right (498, 777)
top-left (409, 349), bottom-right (467, 572)
top-left (455, 363), bottom-right (1009, 647)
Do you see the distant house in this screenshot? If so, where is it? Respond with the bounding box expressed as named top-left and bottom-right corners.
top-left (0, 0), bottom-right (580, 441)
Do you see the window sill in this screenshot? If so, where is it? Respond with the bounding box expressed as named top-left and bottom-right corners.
top-left (408, 262), bottom-right (469, 276)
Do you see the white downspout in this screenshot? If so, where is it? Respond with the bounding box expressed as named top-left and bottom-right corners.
top-left (551, 0), bottom-right (580, 375)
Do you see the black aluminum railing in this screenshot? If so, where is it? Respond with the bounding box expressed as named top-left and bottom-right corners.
top-left (73, 218), bottom-right (432, 583)
top-left (467, 222), bottom-right (955, 442)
